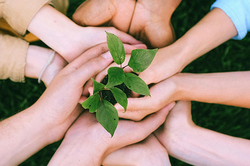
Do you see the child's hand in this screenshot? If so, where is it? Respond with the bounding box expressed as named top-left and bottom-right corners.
top-left (116, 75), bottom-right (178, 121)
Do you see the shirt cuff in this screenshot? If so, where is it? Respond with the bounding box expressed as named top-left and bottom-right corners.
top-left (211, 0), bottom-right (246, 40)
top-left (0, 34), bottom-right (29, 82)
top-left (3, 0), bottom-right (52, 36)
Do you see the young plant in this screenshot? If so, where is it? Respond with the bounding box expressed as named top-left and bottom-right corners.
top-left (81, 32), bottom-right (158, 137)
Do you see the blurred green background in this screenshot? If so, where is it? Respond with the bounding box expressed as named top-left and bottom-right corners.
top-left (1, 0), bottom-right (250, 165)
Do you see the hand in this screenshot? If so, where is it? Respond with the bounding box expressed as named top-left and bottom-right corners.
top-left (73, 0), bottom-right (181, 48)
top-left (116, 75), bottom-right (178, 121)
top-left (33, 43), bottom-right (114, 139)
top-left (129, 0), bottom-right (181, 48)
top-left (28, 5), bottom-right (142, 62)
top-left (102, 134), bottom-right (171, 166)
top-left (73, 0), bottom-right (135, 32)
top-left (48, 104), bottom-right (173, 166)
top-left (154, 101), bottom-right (194, 151)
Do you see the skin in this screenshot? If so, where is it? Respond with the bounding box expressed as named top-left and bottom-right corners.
top-left (25, 45), bottom-right (67, 86)
top-left (72, 0), bottom-right (181, 48)
top-left (0, 44), bottom-right (114, 166)
top-left (102, 134), bottom-right (171, 166)
top-left (47, 104), bottom-right (174, 166)
top-left (116, 71), bottom-right (250, 121)
top-left (28, 4), bottom-right (142, 62)
top-left (155, 101), bottom-right (250, 165)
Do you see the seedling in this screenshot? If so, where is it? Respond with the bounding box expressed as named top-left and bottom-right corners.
top-left (81, 32), bottom-right (158, 137)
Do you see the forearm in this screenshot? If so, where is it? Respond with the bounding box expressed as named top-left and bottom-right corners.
top-left (172, 8), bottom-right (237, 69)
top-left (25, 45), bottom-right (67, 86)
top-left (166, 125), bottom-right (250, 165)
top-left (174, 71), bottom-right (250, 108)
top-left (0, 107), bottom-right (51, 165)
top-left (27, 5), bottom-right (83, 62)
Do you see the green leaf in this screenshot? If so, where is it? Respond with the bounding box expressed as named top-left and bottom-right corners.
top-left (124, 73), bottom-right (150, 96)
top-left (81, 93), bottom-right (100, 113)
top-left (128, 48), bottom-right (158, 72)
top-left (106, 67), bottom-right (125, 89)
top-left (110, 87), bottom-right (127, 112)
top-left (106, 31), bottom-right (125, 65)
top-left (96, 100), bottom-right (119, 137)
top-left (92, 78), bottom-right (105, 94)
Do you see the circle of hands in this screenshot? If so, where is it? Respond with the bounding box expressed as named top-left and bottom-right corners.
top-left (42, 0), bottom-right (186, 165)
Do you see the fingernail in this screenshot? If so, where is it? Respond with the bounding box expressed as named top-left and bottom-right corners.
top-left (102, 51), bottom-right (113, 60)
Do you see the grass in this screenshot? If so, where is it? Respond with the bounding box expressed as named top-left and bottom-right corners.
top-left (1, 0), bottom-right (250, 165)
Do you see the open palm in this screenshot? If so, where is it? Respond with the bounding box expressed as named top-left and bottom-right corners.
top-left (73, 0), bottom-right (181, 48)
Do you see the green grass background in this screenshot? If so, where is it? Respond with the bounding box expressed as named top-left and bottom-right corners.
top-left (1, 0), bottom-right (250, 165)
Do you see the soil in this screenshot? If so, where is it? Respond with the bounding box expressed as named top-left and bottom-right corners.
top-left (101, 75), bottom-right (131, 105)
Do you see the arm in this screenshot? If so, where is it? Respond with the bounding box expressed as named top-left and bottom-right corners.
top-left (0, 44), bottom-right (114, 165)
top-left (48, 104), bottom-right (173, 166)
top-left (117, 71), bottom-right (250, 120)
top-left (174, 72), bottom-right (250, 108)
top-left (28, 4), bottom-right (141, 62)
top-left (139, 7), bottom-right (238, 84)
top-left (25, 45), bottom-right (67, 86)
top-left (155, 101), bottom-right (250, 166)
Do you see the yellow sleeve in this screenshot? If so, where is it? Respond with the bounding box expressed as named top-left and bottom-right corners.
top-left (2, 0), bottom-right (52, 36)
top-left (0, 34), bottom-right (29, 82)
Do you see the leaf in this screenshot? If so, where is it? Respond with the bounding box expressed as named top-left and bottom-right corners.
top-left (106, 67), bottom-right (125, 89)
top-left (81, 93), bottom-right (100, 113)
top-left (106, 31), bottom-right (125, 65)
top-left (96, 100), bottom-right (119, 137)
top-left (124, 73), bottom-right (150, 96)
top-left (92, 78), bottom-right (105, 94)
top-left (128, 48), bottom-right (158, 72)
top-left (110, 87), bottom-right (127, 112)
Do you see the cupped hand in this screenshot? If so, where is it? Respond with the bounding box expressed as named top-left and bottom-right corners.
top-left (73, 0), bottom-right (135, 32)
top-left (154, 101), bottom-right (195, 154)
top-left (73, 0), bottom-right (181, 48)
top-left (129, 0), bottom-right (179, 48)
top-left (34, 43), bottom-right (113, 128)
top-left (116, 76), bottom-right (178, 121)
top-left (102, 134), bottom-right (171, 166)
top-left (48, 104), bottom-right (173, 165)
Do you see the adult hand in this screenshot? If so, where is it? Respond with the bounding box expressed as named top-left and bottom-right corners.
top-left (73, 0), bottom-right (181, 48)
top-left (28, 5), bottom-right (142, 62)
top-left (116, 74), bottom-right (180, 121)
top-left (48, 104), bottom-right (173, 166)
top-left (102, 134), bottom-right (171, 166)
top-left (129, 0), bottom-right (180, 48)
top-left (0, 43), bottom-right (114, 165)
top-left (73, 0), bottom-right (135, 32)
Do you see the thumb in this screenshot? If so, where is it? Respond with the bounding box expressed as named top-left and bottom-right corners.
top-left (116, 97), bottom-right (152, 120)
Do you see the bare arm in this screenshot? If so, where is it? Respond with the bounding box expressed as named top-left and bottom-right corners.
top-left (117, 71), bottom-right (250, 120)
top-left (28, 5), bottom-right (142, 62)
top-left (175, 71), bottom-right (250, 108)
top-left (156, 101), bottom-right (250, 166)
top-left (140, 8), bottom-right (238, 84)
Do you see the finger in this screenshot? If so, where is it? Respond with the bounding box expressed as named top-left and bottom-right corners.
top-left (73, 0), bottom-right (114, 26)
top-left (82, 77), bottom-right (94, 96)
top-left (70, 52), bottom-right (113, 87)
top-left (116, 97), bottom-right (152, 120)
top-left (67, 43), bottom-right (110, 71)
top-left (170, 101), bottom-right (192, 119)
top-left (106, 27), bottom-right (143, 45)
top-left (131, 102), bottom-right (176, 140)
